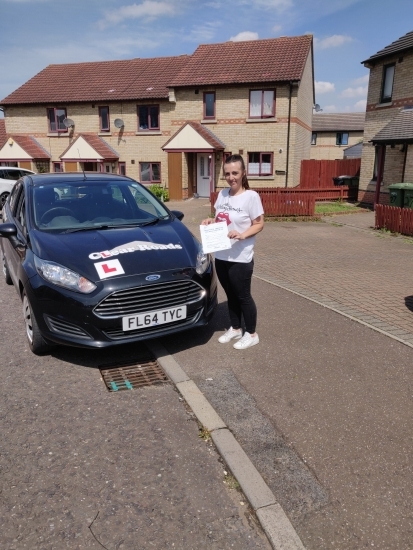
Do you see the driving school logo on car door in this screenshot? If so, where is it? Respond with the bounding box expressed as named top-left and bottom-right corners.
top-left (89, 240), bottom-right (182, 260)
top-left (94, 259), bottom-right (125, 279)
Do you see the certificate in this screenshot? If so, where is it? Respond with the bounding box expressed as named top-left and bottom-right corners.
top-left (199, 221), bottom-right (232, 254)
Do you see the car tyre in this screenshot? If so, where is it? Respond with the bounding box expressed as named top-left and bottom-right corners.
top-left (22, 291), bottom-right (51, 355)
top-left (0, 192), bottom-right (9, 210)
top-left (2, 255), bottom-right (12, 285)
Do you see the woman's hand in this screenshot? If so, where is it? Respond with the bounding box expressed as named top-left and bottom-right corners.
top-left (228, 230), bottom-right (244, 240)
top-left (201, 218), bottom-right (215, 225)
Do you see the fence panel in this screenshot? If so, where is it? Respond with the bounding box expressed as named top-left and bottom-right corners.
top-left (210, 190), bottom-right (315, 217)
top-left (300, 158), bottom-right (361, 189)
top-left (375, 204), bottom-right (413, 235)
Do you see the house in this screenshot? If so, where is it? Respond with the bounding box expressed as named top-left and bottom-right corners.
top-left (359, 30), bottom-right (413, 205)
top-left (310, 112), bottom-right (364, 160)
top-left (0, 35), bottom-right (314, 199)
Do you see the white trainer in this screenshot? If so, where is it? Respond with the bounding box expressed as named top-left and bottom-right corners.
top-left (218, 327), bottom-right (242, 343)
top-left (233, 332), bottom-right (259, 350)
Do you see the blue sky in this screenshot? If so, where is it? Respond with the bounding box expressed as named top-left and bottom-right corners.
top-left (0, 0), bottom-right (411, 116)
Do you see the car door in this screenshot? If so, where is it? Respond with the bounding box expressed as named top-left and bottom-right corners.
top-left (4, 183), bottom-right (27, 286)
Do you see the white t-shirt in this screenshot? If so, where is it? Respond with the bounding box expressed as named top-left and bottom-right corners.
top-left (213, 188), bottom-right (264, 263)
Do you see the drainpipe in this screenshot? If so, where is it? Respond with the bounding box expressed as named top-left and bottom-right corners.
top-left (374, 145), bottom-right (385, 207)
top-left (285, 81), bottom-right (293, 188)
top-left (401, 143), bottom-right (408, 182)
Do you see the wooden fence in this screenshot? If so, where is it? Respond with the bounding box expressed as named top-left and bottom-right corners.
top-left (375, 204), bottom-right (413, 236)
top-left (299, 159), bottom-right (361, 188)
top-left (210, 189), bottom-right (315, 217)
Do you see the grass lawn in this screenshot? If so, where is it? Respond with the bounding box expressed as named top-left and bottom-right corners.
top-left (315, 202), bottom-right (367, 215)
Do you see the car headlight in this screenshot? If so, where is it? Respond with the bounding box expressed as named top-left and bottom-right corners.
top-left (34, 256), bottom-right (96, 294)
top-left (196, 243), bottom-right (210, 275)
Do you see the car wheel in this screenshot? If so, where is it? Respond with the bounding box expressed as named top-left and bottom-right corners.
top-left (22, 291), bottom-right (51, 355)
top-left (0, 192), bottom-right (9, 209)
top-left (2, 255), bottom-right (12, 285)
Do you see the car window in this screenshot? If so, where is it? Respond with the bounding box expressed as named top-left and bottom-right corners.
top-left (15, 192), bottom-right (27, 236)
top-left (4, 169), bottom-right (21, 181)
top-left (33, 181), bottom-right (170, 232)
top-left (0, 169), bottom-right (5, 179)
top-left (8, 180), bottom-right (22, 212)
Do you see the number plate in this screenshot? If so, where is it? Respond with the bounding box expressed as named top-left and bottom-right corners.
top-left (122, 306), bottom-right (187, 331)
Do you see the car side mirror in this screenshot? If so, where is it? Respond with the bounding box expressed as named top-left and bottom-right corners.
top-left (0, 223), bottom-right (21, 248)
top-left (171, 210), bottom-right (184, 221)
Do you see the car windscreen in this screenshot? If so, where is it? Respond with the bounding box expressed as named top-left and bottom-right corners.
top-left (32, 181), bottom-right (171, 232)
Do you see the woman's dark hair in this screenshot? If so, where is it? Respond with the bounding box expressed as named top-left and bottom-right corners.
top-left (223, 154), bottom-right (250, 189)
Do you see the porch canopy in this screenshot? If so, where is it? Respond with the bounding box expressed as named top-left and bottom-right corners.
top-left (371, 107), bottom-right (413, 145)
top-left (162, 121), bottom-right (225, 152)
top-left (0, 135), bottom-right (50, 164)
top-left (60, 134), bottom-right (119, 164)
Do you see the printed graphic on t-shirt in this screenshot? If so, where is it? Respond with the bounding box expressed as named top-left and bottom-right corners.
top-left (215, 211), bottom-right (231, 225)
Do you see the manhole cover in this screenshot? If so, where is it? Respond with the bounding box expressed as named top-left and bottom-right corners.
top-left (99, 357), bottom-right (169, 392)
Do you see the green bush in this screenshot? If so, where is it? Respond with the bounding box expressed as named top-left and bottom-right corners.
top-left (148, 184), bottom-right (169, 202)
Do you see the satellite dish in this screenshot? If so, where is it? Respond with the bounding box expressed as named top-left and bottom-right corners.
top-left (314, 104), bottom-right (323, 112)
top-left (114, 118), bottom-right (124, 128)
top-left (63, 118), bottom-right (75, 128)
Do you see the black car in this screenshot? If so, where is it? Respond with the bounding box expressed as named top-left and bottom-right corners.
top-left (0, 173), bottom-right (217, 354)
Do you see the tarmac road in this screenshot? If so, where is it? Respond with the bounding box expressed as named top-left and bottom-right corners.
top-left (0, 274), bottom-right (271, 549)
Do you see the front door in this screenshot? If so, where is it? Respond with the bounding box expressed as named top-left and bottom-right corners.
top-left (197, 153), bottom-right (210, 197)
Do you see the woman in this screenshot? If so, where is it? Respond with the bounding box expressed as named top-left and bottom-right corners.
top-left (202, 154), bottom-right (264, 349)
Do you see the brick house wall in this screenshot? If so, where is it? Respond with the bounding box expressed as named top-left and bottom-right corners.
top-left (310, 131), bottom-right (363, 160)
top-left (359, 48), bottom-right (413, 204)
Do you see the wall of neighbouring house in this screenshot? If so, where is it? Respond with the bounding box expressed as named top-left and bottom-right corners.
top-left (310, 131), bottom-right (363, 161)
top-left (359, 49), bottom-right (413, 204)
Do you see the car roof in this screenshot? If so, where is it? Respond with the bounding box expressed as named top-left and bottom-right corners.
top-left (27, 172), bottom-right (136, 187)
top-left (1, 166), bottom-right (34, 172)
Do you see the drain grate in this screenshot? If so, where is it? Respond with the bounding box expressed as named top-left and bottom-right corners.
top-left (99, 357), bottom-right (169, 392)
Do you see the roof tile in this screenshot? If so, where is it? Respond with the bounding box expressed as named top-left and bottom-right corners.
top-left (312, 112), bottom-right (365, 132)
top-left (362, 30), bottom-right (413, 64)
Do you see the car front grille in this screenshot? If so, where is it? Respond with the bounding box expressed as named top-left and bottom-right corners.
top-left (94, 280), bottom-right (205, 318)
top-left (45, 315), bottom-right (92, 339)
top-left (102, 309), bottom-right (202, 340)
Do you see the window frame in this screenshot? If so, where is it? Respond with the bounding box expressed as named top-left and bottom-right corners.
top-left (139, 162), bottom-right (161, 183)
top-left (249, 89), bottom-right (276, 119)
top-left (98, 106), bottom-right (110, 132)
top-left (203, 92), bottom-right (216, 119)
top-left (336, 132), bottom-right (349, 146)
top-left (311, 132), bottom-right (317, 145)
top-left (53, 162), bottom-right (63, 173)
top-left (247, 152), bottom-right (273, 176)
top-left (47, 107), bottom-right (68, 133)
top-left (118, 162), bottom-right (126, 176)
top-left (380, 63), bottom-right (395, 103)
top-left (137, 104), bottom-right (160, 131)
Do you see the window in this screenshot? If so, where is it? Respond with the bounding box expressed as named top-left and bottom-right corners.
top-left (381, 64), bottom-right (395, 103)
top-left (53, 162), bottom-right (63, 173)
top-left (47, 108), bottom-right (67, 133)
top-left (223, 152), bottom-right (232, 163)
top-left (249, 90), bottom-right (275, 118)
top-left (138, 105), bottom-right (159, 130)
top-left (311, 132), bottom-right (317, 145)
top-left (203, 92), bottom-right (216, 119)
top-left (140, 162), bottom-right (161, 183)
top-left (336, 132), bottom-right (349, 146)
top-left (99, 106), bottom-right (110, 132)
top-left (247, 152), bottom-right (273, 176)
top-left (118, 162), bottom-right (126, 176)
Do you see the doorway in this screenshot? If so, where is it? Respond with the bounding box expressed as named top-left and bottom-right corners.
top-left (197, 153), bottom-right (210, 197)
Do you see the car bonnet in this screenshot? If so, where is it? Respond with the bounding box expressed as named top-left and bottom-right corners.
top-left (29, 221), bottom-right (198, 283)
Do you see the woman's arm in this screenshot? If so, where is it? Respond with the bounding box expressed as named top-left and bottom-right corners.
top-left (228, 215), bottom-right (264, 240)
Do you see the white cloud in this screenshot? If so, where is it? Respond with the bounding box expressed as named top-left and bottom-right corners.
top-left (184, 21), bottom-right (222, 43)
top-left (230, 31), bottom-right (259, 42)
top-left (340, 86), bottom-right (367, 98)
top-left (314, 34), bottom-right (353, 50)
top-left (98, 1), bottom-right (176, 30)
top-left (352, 74), bottom-right (369, 85)
top-left (354, 99), bottom-right (367, 110)
top-left (323, 105), bottom-right (338, 113)
top-left (272, 24), bottom-right (282, 33)
top-left (315, 81), bottom-right (335, 94)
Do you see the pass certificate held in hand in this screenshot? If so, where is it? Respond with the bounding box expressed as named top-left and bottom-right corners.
top-left (200, 221), bottom-right (232, 254)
